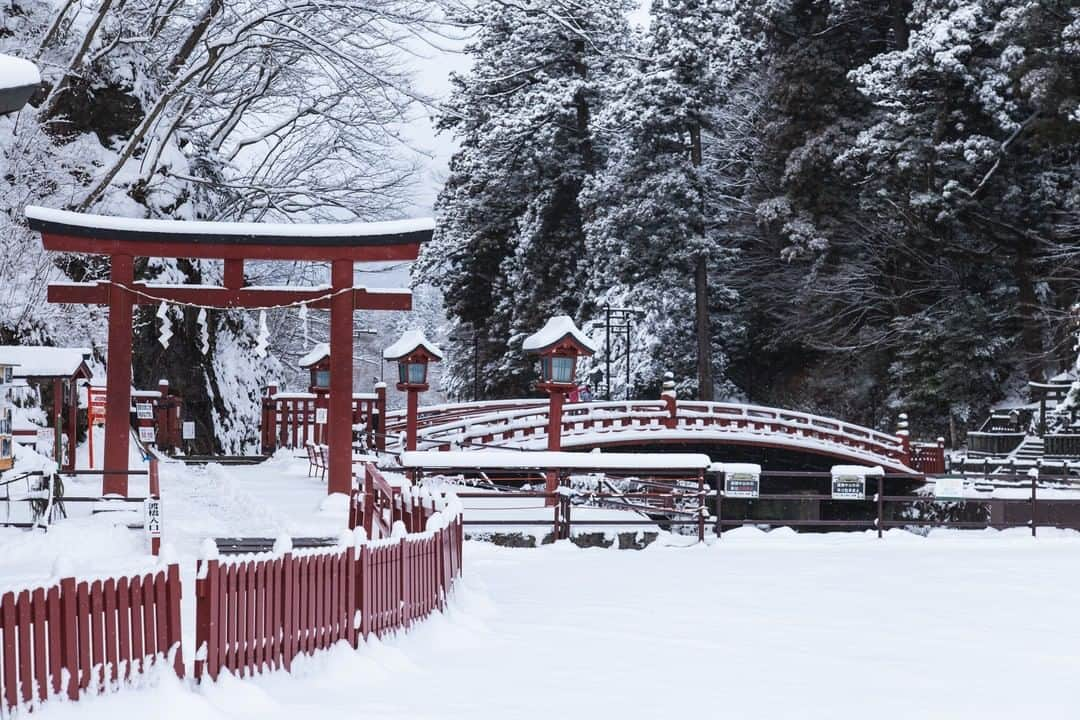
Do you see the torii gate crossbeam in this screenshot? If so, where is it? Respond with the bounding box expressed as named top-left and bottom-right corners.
top-left (27, 206), bottom-right (433, 497)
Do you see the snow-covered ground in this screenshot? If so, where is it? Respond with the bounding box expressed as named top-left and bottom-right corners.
top-left (23, 528), bottom-right (1080, 720)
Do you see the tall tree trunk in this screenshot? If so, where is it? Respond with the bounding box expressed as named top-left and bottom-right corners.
top-left (890, 0), bottom-right (910, 50)
top-left (689, 123), bottom-right (713, 400)
top-left (1014, 239), bottom-right (1044, 381)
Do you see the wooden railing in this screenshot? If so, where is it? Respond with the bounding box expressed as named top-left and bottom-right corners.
top-left (966, 431), bottom-right (1026, 456)
top-left (0, 562), bottom-right (183, 712)
top-left (261, 391), bottom-right (380, 452)
top-left (1044, 434), bottom-right (1080, 458)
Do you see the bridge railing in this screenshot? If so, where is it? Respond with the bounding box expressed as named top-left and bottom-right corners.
top-left (385, 398), bottom-right (547, 435)
top-left (411, 399), bottom-right (909, 468)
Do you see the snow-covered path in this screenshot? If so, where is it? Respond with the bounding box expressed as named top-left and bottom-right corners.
top-left (32, 528), bottom-right (1080, 719)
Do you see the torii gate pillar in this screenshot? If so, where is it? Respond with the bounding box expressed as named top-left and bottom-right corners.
top-left (104, 255), bottom-right (134, 496)
top-left (328, 260), bottom-right (354, 496)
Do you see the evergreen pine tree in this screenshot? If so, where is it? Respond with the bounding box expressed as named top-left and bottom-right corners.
top-left (422, 0), bottom-right (635, 398)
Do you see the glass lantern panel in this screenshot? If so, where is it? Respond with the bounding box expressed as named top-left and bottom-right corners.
top-left (408, 362), bottom-right (427, 384)
top-left (315, 369), bottom-right (330, 387)
top-left (551, 356), bottom-right (574, 383)
top-left (398, 364), bottom-right (408, 383)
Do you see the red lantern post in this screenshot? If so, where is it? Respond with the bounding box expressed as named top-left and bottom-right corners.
top-left (384, 331), bottom-right (443, 451)
top-left (523, 316), bottom-right (596, 503)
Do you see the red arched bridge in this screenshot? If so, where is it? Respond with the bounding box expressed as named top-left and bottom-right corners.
top-left (384, 399), bottom-right (945, 474)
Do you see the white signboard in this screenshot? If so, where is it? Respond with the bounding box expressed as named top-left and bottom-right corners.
top-left (143, 498), bottom-right (162, 538)
top-left (831, 474), bottom-right (866, 500)
top-left (182, 421), bottom-right (196, 440)
top-left (138, 426), bottom-right (156, 443)
top-left (933, 477), bottom-right (965, 501)
top-left (724, 472), bottom-right (760, 499)
top-left (136, 403), bottom-right (154, 420)
top-left (315, 408), bottom-right (328, 424)
top-left (35, 428), bottom-right (55, 457)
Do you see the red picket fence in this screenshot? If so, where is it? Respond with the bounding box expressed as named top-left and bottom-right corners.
top-left (196, 494), bottom-right (464, 681)
top-left (0, 564), bottom-right (183, 713)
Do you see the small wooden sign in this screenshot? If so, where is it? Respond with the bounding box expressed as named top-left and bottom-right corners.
top-left (138, 426), bottom-right (156, 443)
top-left (136, 403), bottom-right (154, 420)
top-left (831, 474), bottom-right (866, 500)
top-left (88, 386), bottom-right (108, 425)
top-left (182, 421), bottom-right (196, 440)
top-left (315, 407), bottom-right (328, 424)
top-left (143, 498), bottom-right (162, 537)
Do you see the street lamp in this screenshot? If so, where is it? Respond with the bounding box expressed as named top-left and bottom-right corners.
top-left (595, 304), bottom-right (645, 401)
top-left (383, 330), bottom-right (443, 451)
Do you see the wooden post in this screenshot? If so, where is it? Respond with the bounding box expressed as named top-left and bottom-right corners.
top-left (194, 555), bottom-right (219, 681)
top-left (697, 469), bottom-right (705, 543)
top-left (374, 383), bottom-right (387, 451)
top-left (406, 388), bottom-right (419, 451)
top-left (58, 575), bottom-right (79, 699)
top-left (104, 254), bottom-right (134, 496)
top-left (166, 562), bottom-right (184, 678)
top-left (66, 378), bottom-right (77, 473)
top-left (1030, 468), bottom-right (1038, 538)
top-left (877, 474), bottom-right (884, 539)
top-left (328, 259), bottom-right (354, 496)
top-left (263, 384), bottom-right (278, 453)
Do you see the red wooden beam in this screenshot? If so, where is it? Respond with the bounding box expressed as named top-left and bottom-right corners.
top-left (47, 282), bottom-right (411, 311)
top-left (33, 229), bottom-right (423, 262)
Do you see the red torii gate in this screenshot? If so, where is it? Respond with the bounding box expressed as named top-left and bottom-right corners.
top-left (26, 206), bottom-right (432, 497)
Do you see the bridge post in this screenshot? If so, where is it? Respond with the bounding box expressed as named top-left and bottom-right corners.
top-left (897, 413), bottom-right (911, 466)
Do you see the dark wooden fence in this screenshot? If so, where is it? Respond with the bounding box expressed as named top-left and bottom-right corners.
top-left (0, 563), bottom-right (183, 712)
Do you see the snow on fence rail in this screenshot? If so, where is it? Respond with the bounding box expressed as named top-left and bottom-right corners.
top-left (0, 562), bottom-right (183, 713)
top-left (194, 489), bottom-right (463, 681)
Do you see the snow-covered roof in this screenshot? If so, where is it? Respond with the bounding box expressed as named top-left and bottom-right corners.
top-left (0, 347), bottom-right (92, 378)
top-left (830, 465), bottom-right (884, 477)
top-left (299, 343), bottom-right (330, 367)
top-left (0, 54), bottom-right (39, 91)
top-left (522, 316), bottom-right (597, 354)
top-left (400, 449), bottom-right (711, 471)
top-left (25, 206), bottom-right (434, 239)
top-left (383, 330), bottom-right (443, 361)
top-left (709, 462), bottom-right (762, 475)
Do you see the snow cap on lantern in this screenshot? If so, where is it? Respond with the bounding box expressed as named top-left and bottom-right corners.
top-left (300, 342), bottom-right (331, 391)
top-left (384, 329), bottom-right (443, 390)
top-left (523, 315), bottom-right (595, 388)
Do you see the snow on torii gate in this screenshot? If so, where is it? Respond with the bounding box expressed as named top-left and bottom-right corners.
top-left (26, 206), bottom-right (433, 497)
